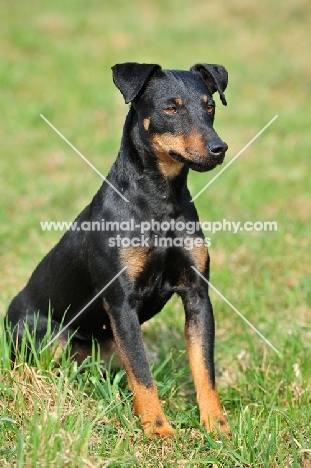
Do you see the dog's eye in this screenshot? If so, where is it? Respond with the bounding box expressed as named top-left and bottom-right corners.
top-left (164, 106), bottom-right (177, 115)
top-left (207, 105), bottom-right (215, 114)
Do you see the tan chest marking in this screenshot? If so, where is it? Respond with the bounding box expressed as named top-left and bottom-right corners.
top-left (189, 243), bottom-right (208, 272)
top-left (120, 246), bottom-right (151, 280)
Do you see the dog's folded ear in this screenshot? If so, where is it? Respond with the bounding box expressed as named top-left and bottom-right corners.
top-left (190, 64), bottom-right (228, 106)
top-left (112, 62), bottom-right (162, 104)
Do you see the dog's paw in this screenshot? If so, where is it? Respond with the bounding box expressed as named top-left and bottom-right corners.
top-left (141, 415), bottom-right (175, 438)
top-left (201, 414), bottom-right (231, 436)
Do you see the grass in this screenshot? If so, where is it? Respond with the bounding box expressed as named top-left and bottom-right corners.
top-left (1, 0), bottom-right (310, 466)
top-left (1, 325), bottom-right (310, 466)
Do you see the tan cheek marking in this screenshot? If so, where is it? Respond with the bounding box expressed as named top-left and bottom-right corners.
top-left (175, 98), bottom-right (183, 106)
top-left (143, 118), bottom-right (150, 131)
top-left (185, 329), bottom-right (230, 433)
top-left (151, 134), bottom-right (184, 178)
top-left (151, 131), bottom-right (209, 176)
top-left (190, 243), bottom-right (208, 272)
top-left (153, 133), bottom-right (186, 155)
top-left (184, 132), bottom-right (208, 157)
top-left (203, 95), bottom-right (208, 102)
top-left (153, 130), bottom-right (208, 157)
top-left (120, 246), bottom-right (151, 280)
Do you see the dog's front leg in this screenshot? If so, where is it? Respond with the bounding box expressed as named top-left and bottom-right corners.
top-left (182, 287), bottom-right (230, 434)
top-left (108, 307), bottom-right (175, 437)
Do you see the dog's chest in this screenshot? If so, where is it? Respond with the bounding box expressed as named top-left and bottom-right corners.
top-left (121, 242), bottom-right (208, 290)
top-left (120, 243), bottom-right (207, 324)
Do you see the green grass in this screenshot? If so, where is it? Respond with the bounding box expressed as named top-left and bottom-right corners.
top-left (1, 0), bottom-right (310, 466)
top-left (1, 323), bottom-right (310, 467)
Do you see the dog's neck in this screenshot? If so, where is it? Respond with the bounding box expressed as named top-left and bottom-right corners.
top-left (114, 107), bottom-right (190, 208)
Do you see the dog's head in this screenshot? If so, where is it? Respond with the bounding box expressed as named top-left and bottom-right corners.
top-left (112, 62), bottom-right (228, 177)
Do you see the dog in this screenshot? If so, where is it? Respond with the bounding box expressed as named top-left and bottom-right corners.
top-left (6, 62), bottom-right (230, 437)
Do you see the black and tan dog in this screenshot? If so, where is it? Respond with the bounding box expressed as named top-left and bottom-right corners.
top-left (6, 62), bottom-right (230, 437)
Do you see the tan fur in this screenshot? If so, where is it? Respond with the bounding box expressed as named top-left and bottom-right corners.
top-left (108, 314), bottom-right (175, 437)
top-left (190, 243), bottom-right (209, 272)
top-left (185, 326), bottom-right (230, 433)
top-left (143, 118), bottom-right (150, 131)
top-left (183, 132), bottom-right (207, 158)
top-left (120, 246), bottom-right (151, 280)
top-left (151, 131), bottom-right (209, 177)
top-left (151, 134), bottom-right (184, 178)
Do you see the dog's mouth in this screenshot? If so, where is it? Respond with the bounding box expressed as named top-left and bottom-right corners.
top-left (168, 150), bottom-right (226, 172)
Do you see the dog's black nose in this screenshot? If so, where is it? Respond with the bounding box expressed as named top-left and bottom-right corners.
top-left (208, 139), bottom-right (228, 158)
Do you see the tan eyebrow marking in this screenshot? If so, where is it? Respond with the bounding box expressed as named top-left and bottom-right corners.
top-left (143, 118), bottom-right (150, 131)
top-left (174, 98), bottom-right (183, 106)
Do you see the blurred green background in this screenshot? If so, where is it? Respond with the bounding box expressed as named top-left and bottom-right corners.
top-left (0, 0), bottom-right (310, 465)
